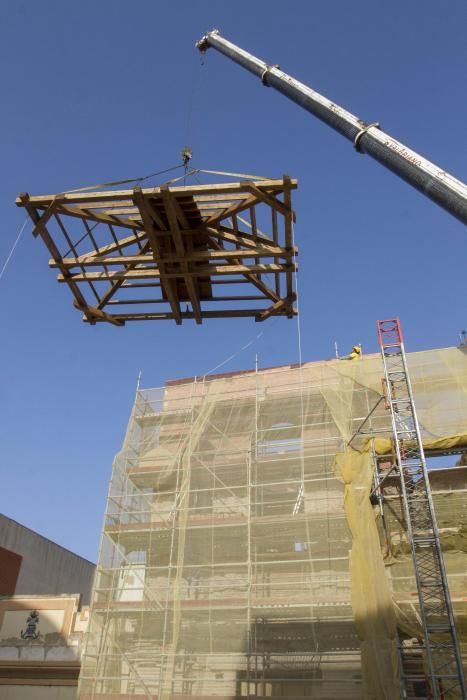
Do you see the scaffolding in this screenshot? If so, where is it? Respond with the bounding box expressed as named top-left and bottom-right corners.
top-left (79, 346), bottom-right (467, 699)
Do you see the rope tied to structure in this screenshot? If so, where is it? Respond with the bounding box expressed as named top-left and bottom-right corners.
top-left (0, 217), bottom-right (28, 283)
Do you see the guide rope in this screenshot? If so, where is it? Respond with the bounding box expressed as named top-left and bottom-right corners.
top-left (202, 319), bottom-right (279, 379)
top-left (0, 217), bottom-right (28, 282)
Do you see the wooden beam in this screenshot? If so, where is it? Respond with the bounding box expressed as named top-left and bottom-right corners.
top-left (53, 213), bottom-right (100, 304)
top-left (80, 194), bottom-right (248, 210)
top-left (58, 263), bottom-right (295, 282)
top-left (203, 193), bottom-right (258, 228)
top-left (97, 241), bottom-right (152, 310)
top-left (72, 230), bottom-right (148, 260)
top-left (160, 188), bottom-right (202, 324)
top-left (18, 193), bottom-right (93, 322)
top-left (244, 183), bottom-right (291, 218)
top-left (133, 187), bottom-right (181, 325)
top-left (283, 174), bottom-right (294, 315)
top-left (18, 179), bottom-right (297, 206)
top-left (32, 198), bottom-right (62, 238)
top-left (255, 296), bottom-right (297, 322)
top-left (102, 207), bottom-right (140, 216)
top-left (107, 294), bottom-right (266, 305)
top-left (55, 203), bottom-right (142, 230)
top-left (272, 207), bottom-right (280, 295)
top-left (84, 309), bottom-right (275, 322)
top-left (207, 237), bottom-right (280, 303)
top-left (73, 301), bottom-right (124, 326)
top-left (250, 204), bottom-right (260, 281)
top-left (98, 222), bottom-right (279, 249)
top-left (52, 246), bottom-right (290, 268)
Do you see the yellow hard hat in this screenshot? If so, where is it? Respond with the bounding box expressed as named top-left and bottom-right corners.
top-left (352, 345), bottom-right (361, 352)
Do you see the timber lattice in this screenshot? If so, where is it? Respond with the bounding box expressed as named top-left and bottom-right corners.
top-left (17, 176), bottom-right (298, 326)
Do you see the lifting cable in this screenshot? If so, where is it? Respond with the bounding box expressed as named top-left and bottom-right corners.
top-left (63, 163), bottom-right (187, 194)
top-left (63, 165), bottom-right (273, 196)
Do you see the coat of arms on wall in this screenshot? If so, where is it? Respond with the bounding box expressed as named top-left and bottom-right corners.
top-left (20, 610), bottom-right (40, 639)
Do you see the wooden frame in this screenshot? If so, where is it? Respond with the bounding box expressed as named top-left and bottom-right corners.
top-left (17, 177), bottom-right (298, 325)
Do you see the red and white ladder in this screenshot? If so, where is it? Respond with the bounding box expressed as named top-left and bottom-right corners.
top-left (378, 318), bottom-right (465, 699)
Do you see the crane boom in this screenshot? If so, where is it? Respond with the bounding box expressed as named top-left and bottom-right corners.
top-left (196, 30), bottom-right (467, 225)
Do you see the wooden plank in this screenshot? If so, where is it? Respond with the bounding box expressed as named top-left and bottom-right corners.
top-left (141, 199), bottom-right (166, 230)
top-left (82, 219), bottom-right (101, 254)
top-left (244, 183), bottom-right (291, 218)
top-left (255, 296), bottom-right (297, 323)
top-left (73, 230), bottom-right (148, 260)
top-left (103, 222), bottom-right (279, 248)
top-left (32, 198), bottom-right (61, 238)
top-left (193, 193), bottom-right (245, 202)
top-left (17, 193), bottom-right (93, 322)
top-left (203, 193), bottom-right (258, 228)
top-left (78, 200), bottom-right (135, 209)
top-left (107, 298), bottom-right (172, 305)
top-left (58, 263), bottom-right (294, 282)
top-left (272, 207), bottom-right (280, 295)
top-left (283, 174), bottom-right (294, 312)
top-left (159, 189), bottom-right (184, 255)
top-left (121, 281), bottom-right (162, 288)
top-left (85, 309), bottom-right (272, 322)
top-left (107, 295), bottom-right (265, 304)
top-left (77, 303), bottom-right (124, 326)
top-left (208, 225), bottom-right (276, 248)
top-left (207, 237), bottom-right (281, 303)
top-left (53, 213), bottom-right (100, 304)
top-left (133, 187), bottom-right (181, 325)
top-left (96, 193), bottom-right (243, 206)
top-left (250, 204), bottom-right (260, 282)
top-left (55, 203), bottom-right (142, 230)
top-left (102, 207), bottom-right (140, 216)
top-left (18, 179), bottom-right (297, 206)
top-left (52, 246), bottom-right (290, 268)
top-left (97, 241), bottom-right (152, 310)
top-left (192, 203), bottom-right (228, 211)
top-left (160, 188), bottom-right (202, 324)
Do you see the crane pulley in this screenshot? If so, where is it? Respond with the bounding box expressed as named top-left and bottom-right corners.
top-left (196, 29), bottom-right (467, 226)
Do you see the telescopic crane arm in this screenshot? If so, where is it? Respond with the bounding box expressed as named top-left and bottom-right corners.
top-left (196, 30), bottom-right (467, 225)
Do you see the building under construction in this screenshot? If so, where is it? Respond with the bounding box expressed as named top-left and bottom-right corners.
top-left (78, 340), bottom-right (467, 699)
top-left (11, 17), bottom-right (467, 700)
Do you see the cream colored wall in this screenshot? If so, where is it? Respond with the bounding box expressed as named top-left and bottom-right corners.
top-left (1, 609), bottom-right (65, 641)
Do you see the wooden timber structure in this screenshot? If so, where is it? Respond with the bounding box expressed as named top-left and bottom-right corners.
top-left (17, 177), bottom-right (298, 326)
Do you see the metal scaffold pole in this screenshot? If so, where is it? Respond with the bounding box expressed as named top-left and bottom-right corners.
top-left (377, 318), bottom-right (466, 699)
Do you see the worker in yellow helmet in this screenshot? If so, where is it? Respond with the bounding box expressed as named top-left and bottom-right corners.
top-left (339, 344), bottom-right (362, 361)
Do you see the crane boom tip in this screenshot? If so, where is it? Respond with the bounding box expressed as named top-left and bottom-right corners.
top-left (195, 28), bottom-right (220, 52)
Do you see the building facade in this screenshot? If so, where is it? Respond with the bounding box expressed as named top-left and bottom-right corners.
top-left (78, 347), bottom-right (467, 699)
top-left (0, 515), bottom-right (95, 698)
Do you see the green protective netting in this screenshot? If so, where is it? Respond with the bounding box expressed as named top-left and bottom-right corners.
top-left (78, 346), bottom-right (467, 699)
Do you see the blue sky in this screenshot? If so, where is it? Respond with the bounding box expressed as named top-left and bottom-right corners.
top-left (0, 0), bottom-right (465, 562)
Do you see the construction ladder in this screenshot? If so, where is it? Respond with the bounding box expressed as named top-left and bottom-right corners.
top-left (378, 319), bottom-right (466, 699)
